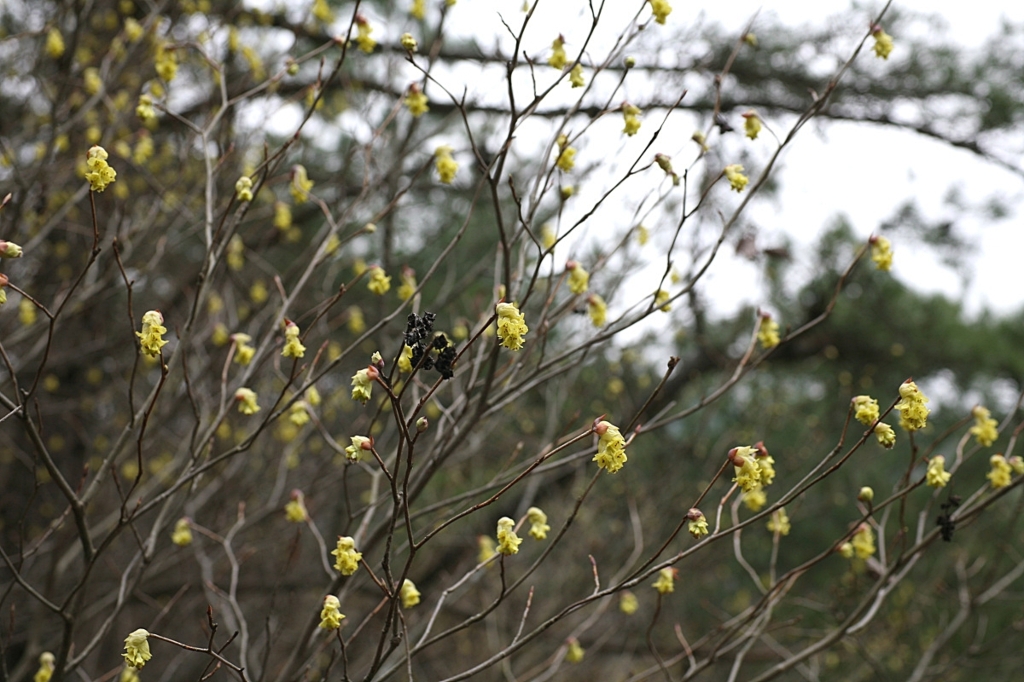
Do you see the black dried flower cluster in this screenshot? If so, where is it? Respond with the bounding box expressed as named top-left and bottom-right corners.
top-left (936, 495), bottom-right (961, 542)
top-left (404, 312), bottom-right (456, 380)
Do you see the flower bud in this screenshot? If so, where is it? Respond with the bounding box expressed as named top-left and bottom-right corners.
top-left (0, 241), bottom-right (24, 258)
top-left (624, 56), bottom-right (636, 68)
top-left (857, 486), bottom-right (874, 503)
top-left (416, 417), bottom-right (429, 432)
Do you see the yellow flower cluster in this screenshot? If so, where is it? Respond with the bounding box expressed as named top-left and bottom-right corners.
top-left (319, 595), bottom-right (345, 630)
top-left (290, 164), bottom-right (314, 203)
top-left (969, 405), bottom-right (998, 447)
top-left (496, 301), bottom-right (528, 350)
top-left (767, 507), bottom-right (791, 535)
top-left (235, 387), bottom-right (260, 414)
top-left (33, 653), bottom-right (55, 682)
top-left (46, 28), bottom-right (65, 58)
top-left (122, 629), bottom-right (152, 669)
top-left (987, 454), bottom-right (1012, 489)
top-left (355, 16), bottom-right (376, 53)
top-left (400, 579), bottom-right (421, 607)
top-left (757, 313), bottom-right (780, 349)
top-left (398, 268), bottom-right (417, 300)
top-left (496, 517), bottom-right (522, 555)
top-left (569, 63), bottom-right (585, 88)
top-left (136, 94), bottom-right (156, 123)
top-left (232, 332), bottom-right (255, 365)
top-left (527, 507), bottom-right (550, 540)
top-left (619, 592), bottom-right (638, 614)
top-left (622, 103), bottom-right (642, 136)
top-left (405, 83), bottom-right (428, 117)
top-left (587, 294), bottom-right (607, 327)
top-left (724, 164), bottom-right (748, 192)
top-left (841, 523), bottom-right (875, 559)
top-left (566, 261), bottom-right (589, 294)
top-left (652, 567), bottom-right (675, 594)
top-left (594, 420), bottom-right (627, 473)
top-left (410, 0), bottom-right (426, 20)
top-left (285, 490), bottom-right (309, 522)
top-left (400, 33), bottom-right (418, 52)
top-left (926, 456), bottom-right (951, 488)
top-left (852, 395), bottom-right (880, 425)
top-left (728, 446), bottom-right (763, 493)
top-left (235, 176), bottom-right (253, 202)
top-left (894, 380), bottom-right (930, 432)
top-left (435, 145), bottom-right (458, 184)
top-left (86, 145), bottom-right (117, 192)
top-left (155, 42), bottom-right (177, 82)
top-left (743, 110), bottom-right (762, 140)
top-left (687, 508), bottom-right (709, 539)
top-left (0, 241), bottom-right (23, 258)
top-left (874, 422), bottom-right (896, 448)
top-left (555, 134), bottom-right (576, 172)
top-left (870, 235), bottom-right (893, 271)
top-left (351, 366), bottom-right (377, 403)
top-left (345, 435), bottom-right (371, 461)
top-left (872, 26), bottom-right (894, 60)
top-left (282, 320), bottom-right (306, 358)
top-left (565, 638), bottom-right (584, 663)
top-left (548, 35), bottom-right (566, 69)
top-left (171, 517), bottom-right (193, 546)
top-left (332, 536), bottom-right (362, 575)
top-left (136, 310), bottom-right (168, 357)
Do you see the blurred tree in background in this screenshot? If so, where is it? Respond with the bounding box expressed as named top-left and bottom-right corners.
top-left (2, 1), bottom-right (1024, 681)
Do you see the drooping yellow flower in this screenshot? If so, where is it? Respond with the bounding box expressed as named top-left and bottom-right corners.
top-left (33, 652), bottom-right (55, 682)
top-left (767, 507), bottom-right (791, 536)
top-left (404, 83), bottom-right (428, 117)
top-left (477, 535), bottom-right (496, 563)
top-left (354, 15), bottom-right (376, 53)
top-left (1009, 456), bottom-right (1024, 475)
top-left (969, 406), bottom-right (999, 447)
top-left (648, 0), bottom-right (672, 24)
top-left (622, 103), bottom-right (641, 136)
top-left (566, 261), bottom-right (589, 294)
top-left (526, 507), bottom-right (550, 540)
top-left (285, 489), bottom-right (309, 522)
top-left (234, 387), bottom-right (260, 415)
top-left (852, 395), bottom-right (880, 426)
top-left (235, 176), bottom-right (253, 202)
top-left (435, 145), bottom-right (458, 184)
top-left (171, 517), bottom-right (193, 546)
top-left (281, 320), bottom-right (306, 359)
top-left (409, 0), bottom-right (426, 20)
top-left (154, 42), bottom-right (178, 82)
top-left (273, 201), bottom-right (291, 230)
top-left (351, 366), bottom-right (377, 403)
top-left (136, 94), bottom-right (157, 123)
top-left (729, 446), bottom-right (761, 493)
top-left (894, 380), bottom-right (930, 432)
top-left (926, 456), bottom-right (951, 488)
top-left (231, 333), bottom-right (255, 365)
top-left (754, 441), bottom-right (776, 486)
top-left (136, 310), bottom-right (168, 357)
top-left (311, 0), bottom-right (334, 24)
top-left (565, 638), bottom-right (584, 663)
top-left (655, 289), bottom-right (671, 312)
top-left (569, 63), bottom-right (585, 88)
top-left (398, 344), bottom-right (414, 372)
top-left (496, 301), bottom-right (528, 350)
top-left (367, 266), bottom-right (391, 295)
top-left (724, 164), bottom-right (748, 192)
top-left (587, 294), bottom-right (607, 327)
top-left (496, 516), bottom-right (522, 555)
top-left (540, 223), bottom-right (557, 250)
top-left (85, 145), bottom-right (117, 192)
top-left (757, 313), bottom-right (780, 349)
top-left (548, 35), bottom-right (566, 69)
top-left (691, 130), bottom-right (709, 152)
top-left (0, 241), bottom-right (23, 258)
top-left (619, 592), bottom-right (639, 614)
top-left (850, 523), bottom-right (875, 559)
top-left (687, 508), bottom-right (709, 539)
top-left (400, 33), bottom-right (418, 52)
top-left (400, 579), bottom-right (421, 607)
top-left (871, 25), bottom-right (894, 60)
top-left (319, 595), bottom-right (345, 630)
top-left (870, 235), bottom-right (893, 271)
top-left (332, 536), bottom-right (362, 575)
top-left (290, 164), bottom-right (314, 204)
top-left (742, 110), bottom-right (762, 140)
top-left (874, 422), bottom-right (896, 449)
top-left (652, 567), bottom-right (675, 594)
top-left (554, 134), bottom-right (576, 172)
top-left (83, 68), bottom-right (102, 95)
top-left (987, 454), bottom-right (1012, 489)
top-left (122, 629), bottom-right (152, 669)
top-left (345, 435), bottom-right (371, 461)
top-left (46, 28), bottom-right (65, 58)
top-left (743, 485), bottom-right (767, 511)
top-left (593, 420), bottom-right (627, 473)
top-left (19, 298), bottom-right (36, 326)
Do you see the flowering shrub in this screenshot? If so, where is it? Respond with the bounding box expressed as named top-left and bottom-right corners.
top-left (2, 3), bottom-right (1023, 682)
